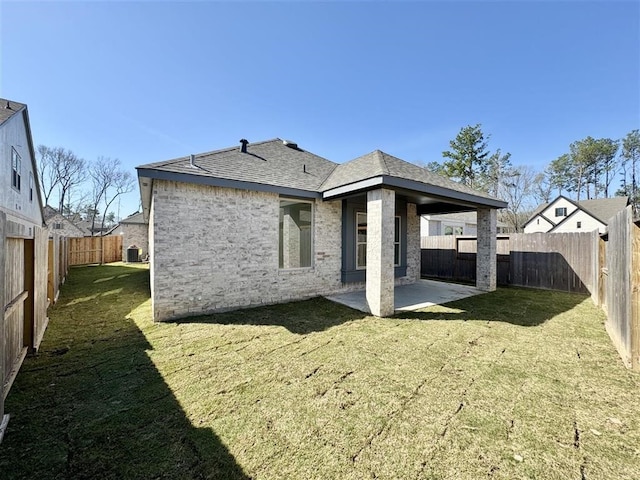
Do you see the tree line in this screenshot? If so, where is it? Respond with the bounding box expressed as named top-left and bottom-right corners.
top-left (37, 146), bottom-right (135, 234)
top-left (426, 125), bottom-right (640, 232)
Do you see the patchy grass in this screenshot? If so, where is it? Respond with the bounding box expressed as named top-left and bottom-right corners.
top-left (1, 263), bottom-right (639, 479)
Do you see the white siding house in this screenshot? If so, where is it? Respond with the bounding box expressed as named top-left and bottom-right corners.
top-left (524, 195), bottom-right (628, 234)
top-left (0, 99), bottom-right (44, 234)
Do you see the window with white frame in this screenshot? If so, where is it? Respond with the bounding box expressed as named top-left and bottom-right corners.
top-left (356, 212), bottom-right (400, 269)
top-left (555, 207), bottom-right (567, 217)
top-left (444, 225), bottom-right (464, 236)
top-left (279, 199), bottom-right (312, 269)
top-left (29, 173), bottom-right (34, 202)
top-left (11, 147), bottom-right (21, 191)
top-left (577, 221), bottom-right (582, 229)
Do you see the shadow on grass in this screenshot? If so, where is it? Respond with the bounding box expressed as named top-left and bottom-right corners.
top-left (0, 264), bottom-right (250, 480)
top-left (394, 286), bottom-right (589, 327)
top-left (175, 297), bottom-right (367, 334)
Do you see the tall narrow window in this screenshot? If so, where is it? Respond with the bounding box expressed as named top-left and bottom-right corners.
top-left (29, 173), bottom-right (34, 202)
top-left (394, 216), bottom-right (401, 266)
top-left (356, 212), bottom-right (367, 269)
top-left (279, 199), bottom-right (312, 269)
top-left (356, 212), bottom-right (401, 269)
top-left (11, 147), bottom-right (21, 191)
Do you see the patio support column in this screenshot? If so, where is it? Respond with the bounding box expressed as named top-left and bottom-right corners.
top-left (366, 188), bottom-right (395, 317)
top-left (476, 207), bottom-right (497, 292)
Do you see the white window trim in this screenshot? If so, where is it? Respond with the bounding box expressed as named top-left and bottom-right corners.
top-left (11, 147), bottom-right (21, 192)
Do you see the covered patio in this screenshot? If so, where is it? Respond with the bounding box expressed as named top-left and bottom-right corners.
top-left (326, 278), bottom-right (484, 314)
top-left (321, 150), bottom-right (508, 317)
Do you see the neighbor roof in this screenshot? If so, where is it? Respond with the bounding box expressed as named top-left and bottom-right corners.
top-left (119, 212), bottom-right (146, 224)
top-left (0, 99), bottom-right (26, 126)
top-left (423, 211), bottom-right (508, 227)
top-left (577, 197), bottom-right (629, 224)
top-left (524, 195), bottom-right (629, 228)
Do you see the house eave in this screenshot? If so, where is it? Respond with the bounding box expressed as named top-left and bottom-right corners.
top-left (137, 168), bottom-right (322, 222)
top-left (322, 175), bottom-right (507, 210)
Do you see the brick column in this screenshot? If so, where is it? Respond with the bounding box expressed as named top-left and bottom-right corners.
top-left (366, 188), bottom-right (395, 316)
top-left (476, 207), bottom-right (497, 292)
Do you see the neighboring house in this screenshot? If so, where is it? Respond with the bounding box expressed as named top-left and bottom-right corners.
top-left (523, 195), bottom-right (629, 234)
top-left (137, 138), bottom-right (507, 321)
top-left (115, 211), bottom-right (149, 262)
top-left (43, 205), bottom-right (88, 237)
top-left (1, 98), bottom-right (47, 440)
top-left (421, 211), bottom-right (510, 236)
top-left (0, 99), bottom-right (45, 235)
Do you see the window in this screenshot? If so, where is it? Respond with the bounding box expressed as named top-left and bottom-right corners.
top-left (356, 212), bottom-right (367, 269)
top-left (394, 217), bottom-right (401, 266)
top-left (54, 223), bottom-right (62, 230)
top-left (577, 221), bottom-right (582, 229)
top-left (355, 212), bottom-right (400, 269)
top-left (11, 147), bottom-right (21, 191)
top-left (279, 199), bottom-right (312, 269)
top-left (444, 225), bottom-right (463, 236)
top-left (555, 207), bottom-right (567, 217)
top-left (536, 219), bottom-right (540, 225)
top-left (29, 173), bottom-right (33, 202)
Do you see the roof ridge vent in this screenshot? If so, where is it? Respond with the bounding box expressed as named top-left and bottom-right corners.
top-left (283, 140), bottom-right (298, 149)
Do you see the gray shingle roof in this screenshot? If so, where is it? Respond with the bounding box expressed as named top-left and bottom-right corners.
top-left (526, 195), bottom-right (629, 227)
top-left (138, 140), bottom-right (506, 210)
top-left (320, 150), bottom-right (499, 201)
top-left (578, 196), bottom-right (628, 224)
top-left (424, 211), bottom-right (508, 227)
top-left (120, 212), bottom-right (146, 224)
top-left (0, 98), bottom-right (26, 126)
top-left (138, 138), bottom-right (337, 193)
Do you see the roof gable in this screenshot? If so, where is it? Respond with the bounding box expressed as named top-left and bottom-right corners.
top-left (321, 150), bottom-right (501, 203)
top-left (525, 195), bottom-right (629, 228)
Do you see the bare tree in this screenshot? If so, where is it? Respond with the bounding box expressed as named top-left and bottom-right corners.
top-left (36, 145), bottom-right (86, 213)
top-left (500, 166), bottom-right (536, 232)
top-left (531, 170), bottom-right (554, 205)
top-left (88, 157), bottom-right (134, 262)
top-left (36, 145), bottom-right (61, 206)
top-left (89, 157), bottom-right (133, 233)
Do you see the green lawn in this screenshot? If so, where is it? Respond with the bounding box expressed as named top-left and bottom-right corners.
top-left (1, 263), bottom-right (638, 479)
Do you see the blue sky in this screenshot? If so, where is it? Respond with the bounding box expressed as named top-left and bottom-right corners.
top-left (2, 1), bottom-right (638, 217)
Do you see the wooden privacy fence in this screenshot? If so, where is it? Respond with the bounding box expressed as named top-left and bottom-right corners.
top-left (68, 235), bottom-right (122, 265)
top-left (1, 213), bottom-right (64, 441)
top-left (598, 206), bottom-right (640, 369)
top-left (421, 232), bottom-right (598, 294)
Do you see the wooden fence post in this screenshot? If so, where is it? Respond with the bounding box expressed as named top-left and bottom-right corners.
top-left (631, 221), bottom-right (640, 370)
top-left (0, 212), bottom-right (9, 442)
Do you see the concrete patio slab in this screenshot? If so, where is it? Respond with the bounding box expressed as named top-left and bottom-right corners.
top-left (325, 279), bottom-right (484, 314)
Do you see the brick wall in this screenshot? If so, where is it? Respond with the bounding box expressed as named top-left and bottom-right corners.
top-left (120, 223), bottom-right (148, 261)
top-left (150, 180), bottom-right (346, 321)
